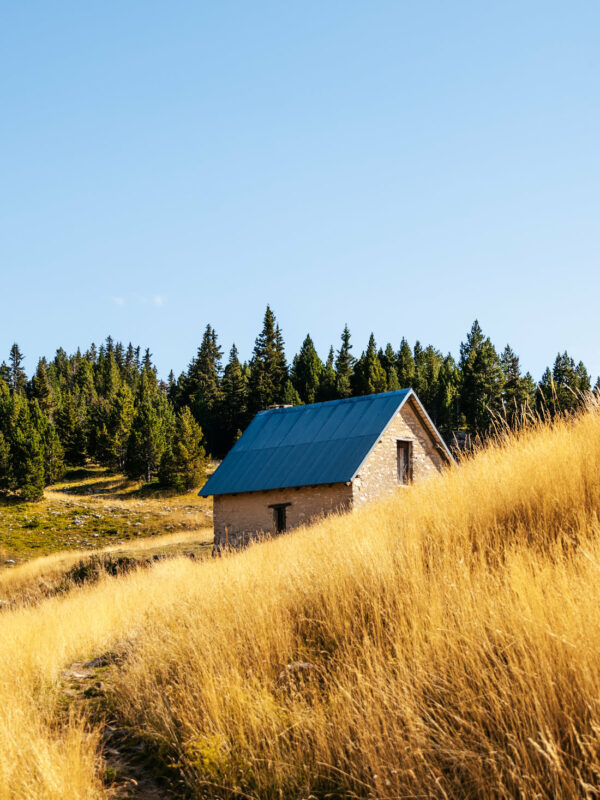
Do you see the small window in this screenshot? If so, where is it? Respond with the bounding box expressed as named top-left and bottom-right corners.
top-left (275, 505), bottom-right (286, 532)
top-left (397, 441), bottom-right (412, 485)
top-left (269, 502), bottom-right (290, 533)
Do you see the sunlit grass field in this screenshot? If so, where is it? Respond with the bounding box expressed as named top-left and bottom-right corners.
top-left (0, 466), bottom-right (213, 563)
top-left (2, 401), bottom-right (600, 798)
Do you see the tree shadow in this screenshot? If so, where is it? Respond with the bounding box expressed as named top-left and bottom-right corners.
top-left (62, 467), bottom-right (106, 481)
top-left (50, 462), bottom-right (207, 502)
top-left (111, 482), bottom-right (187, 501)
top-left (56, 477), bottom-right (131, 497)
top-left (56, 476), bottom-right (187, 502)
top-left (0, 493), bottom-right (27, 507)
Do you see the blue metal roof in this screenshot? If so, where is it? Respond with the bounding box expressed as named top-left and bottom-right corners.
top-left (199, 389), bottom-right (413, 496)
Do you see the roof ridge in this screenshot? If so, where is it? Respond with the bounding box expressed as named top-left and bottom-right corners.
top-left (257, 389), bottom-right (410, 416)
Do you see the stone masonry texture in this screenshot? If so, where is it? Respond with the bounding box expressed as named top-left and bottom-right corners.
top-left (351, 397), bottom-right (446, 507)
top-left (213, 483), bottom-right (353, 548)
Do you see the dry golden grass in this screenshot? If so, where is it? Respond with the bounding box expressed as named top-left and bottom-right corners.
top-left (0, 561), bottom-right (196, 799)
top-left (1, 402), bottom-right (600, 798)
top-left (0, 529), bottom-right (212, 608)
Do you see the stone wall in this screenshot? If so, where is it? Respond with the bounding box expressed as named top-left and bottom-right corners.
top-left (352, 397), bottom-right (447, 507)
top-left (213, 483), bottom-right (353, 549)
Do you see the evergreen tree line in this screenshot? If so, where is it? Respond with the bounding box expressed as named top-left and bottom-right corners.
top-left (169, 308), bottom-right (595, 455)
top-left (0, 340), bottom-right (206, 500)
top-left (1, 309), bottom-right (596, 499)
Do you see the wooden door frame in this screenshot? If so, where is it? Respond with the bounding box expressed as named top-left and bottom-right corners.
top-left (396, 439), bottom-right (413, 484)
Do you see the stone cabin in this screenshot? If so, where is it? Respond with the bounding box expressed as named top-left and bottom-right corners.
top-left (199, 389), bottom-right (454, 550)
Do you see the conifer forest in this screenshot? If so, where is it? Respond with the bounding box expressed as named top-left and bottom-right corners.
top-left (0, 306), bottom-right (594, 501)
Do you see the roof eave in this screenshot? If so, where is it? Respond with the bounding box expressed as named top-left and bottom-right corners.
top-left (407, 392), bottom-right (456, 465)
top-left (199, 478), bottom-right (352, 498)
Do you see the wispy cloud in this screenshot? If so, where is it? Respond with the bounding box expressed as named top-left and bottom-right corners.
top-left (114, 294), bottom-right (166, 308)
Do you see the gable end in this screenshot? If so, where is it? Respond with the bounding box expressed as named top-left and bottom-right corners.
top-left (349, 389), bottom-right (453, 484)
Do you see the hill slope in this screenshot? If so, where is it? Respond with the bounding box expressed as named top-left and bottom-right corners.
top-left (2, 401), bottom-right (600, 798)
top-left (0, 465), bottom-right (212, 565)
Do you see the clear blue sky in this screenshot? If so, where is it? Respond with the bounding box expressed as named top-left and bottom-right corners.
top-left (1, 1), bottom-right (599, 381)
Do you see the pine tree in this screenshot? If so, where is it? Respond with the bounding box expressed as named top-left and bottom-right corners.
top-left (575, 361), bottom-right (591, 393)
top-left (435, 354), bottom-right (461, 433)
top-left (219, 345), bottom-right (248, 452)
top-left (186, 325), bottom-right (223, 452)
top-left (125, 370), bottom-right (171, 482)
top-left (542, 352), bottom-right (591, 413)
top-left (114, 341), bottom-right (124, 369)
top-left (386, 366), bottom-right (401, 391)
top-left (107, 384), bottom-right (135, 469)
top-left (172, 372), bottom-right (187, 409)
top-left (291, 334), bottom-right (323, 404)
top-left (555, 352), bottom-right (578, 411)
top-left (6, 394), bottom-right (45, 500)
top-left (30, 359), bottom-right (53, 415)
top-left (0, 376), bottom-right (9, 419)
top-left (522, 372), bottom-right (537, 411)
top-left (537, 367), bottom-right (555, 413)
top-left (248, 307), bottom-right (288, 413)
top-left (0, 429), bottom-right (9, 490)
top-left (459, 321), bottom-right (504, 433)
top-left (412, 341), bottom-right (427, 397)
top-left (318, 347), bottom-right (337, 401)
top-left (282, 379), bottom-right (302, 406)
top-left (352, 334), bottom-right (387, 395)
top-left (8, 344), bottom-right (26, 395)
top-left (557, 353), bottom-right (578, 407)
top-left (335, 325), bottom-right (354, 398)
top-left (500, 345), bottom-right (535, 424)
top-left (380, 344), bottom-right (398, 382)
top-left (52, 348), bottom-right (70, 392)
top-left (167, 370), bottom-right (177, 403)
top-left (187, 326), bottom-right (223, 408)
top-left (396, 338), bottom-right (415, 389)
top-left (378, 344), bottom-right (400, 390)
top-left (102, 347), bottom-right (120, 399)
top-left (55, 393), bottom-right (88, 465)
top-left (0, 379), bottom-right (9, 489)
top-left (158, 407), bottom-right (207, 491)
top-left (123, 343), bottom-right (139, 391)
top-left (30, 400), bottom-right (64, 485)
top-left (416, 344), bottom-right (444, 412)
top-left (89, 400), bottom-right (111, 464)
top-left (76, 353), bottom-right (97, 403)
top-left (142, 348), bottom-right (154, 375)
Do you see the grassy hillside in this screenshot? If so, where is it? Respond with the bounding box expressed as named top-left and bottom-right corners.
top-left (0, 466), bottom-right (213, 564)
top-left (0, 466), bottom-right (213, 611)
top-left (2, 401), bottom-right (600, 798)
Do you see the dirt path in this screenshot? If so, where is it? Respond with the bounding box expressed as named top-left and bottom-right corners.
top-left (61, 658), bottom-right (183, 799)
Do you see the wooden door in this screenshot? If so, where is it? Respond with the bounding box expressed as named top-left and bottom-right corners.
top-left (397, 441), bottom-right (412, 484)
